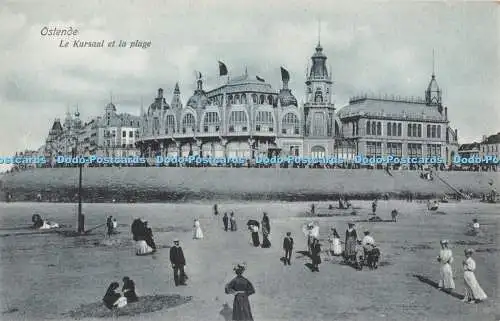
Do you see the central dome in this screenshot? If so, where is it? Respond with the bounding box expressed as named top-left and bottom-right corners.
top-left (187, 90), bottom-right (209, 108)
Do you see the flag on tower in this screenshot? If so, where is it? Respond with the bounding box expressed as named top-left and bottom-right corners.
top-left (256, 76), bottom-right (265, 82)
top-left (218, 61), bottom-right (228, 76)
top-left (280, 67), bottom-right (290, 82)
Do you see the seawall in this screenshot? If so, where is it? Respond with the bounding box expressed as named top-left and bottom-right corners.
top-left (0, 168), bottom-right (498, 202)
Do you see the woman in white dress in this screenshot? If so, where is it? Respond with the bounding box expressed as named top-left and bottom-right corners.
top-left (462, 249), bottom-right (487, 303)
top-left (328, 227), bottom-right (342, 256)
top-left (193, 219), bottom-right (204, 239)
top-left (436, 240), bottom-right (455, 292)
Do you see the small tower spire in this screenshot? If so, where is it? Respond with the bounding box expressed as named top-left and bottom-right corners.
top-left (110, 91), bottom-right (113, 103)
top-left (432, 48), bottom-right (435, 76)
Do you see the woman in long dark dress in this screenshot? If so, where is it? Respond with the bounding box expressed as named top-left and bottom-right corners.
top-left (250, 225), bottom-right (260, 247)
top-left (261, 213), bottom-right (271, 248)
top-left (122, 277), bottom-right (139, 303)
top-left (311, 238), bottom-right (322, 272)
top-left (103, 282), bottom-right (123, 309)
top-left (344, 222), bottom-right (357, 263)
top-left (225, 264), bottom-right (255, 321)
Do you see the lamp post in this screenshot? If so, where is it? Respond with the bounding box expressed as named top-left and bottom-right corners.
top-left (73, 136), bottom-right (85, 233)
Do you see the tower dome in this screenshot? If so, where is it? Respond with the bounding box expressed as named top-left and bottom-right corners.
top-left (425, 73), bottom-right (442, 106)
top-left (148, 88), bottom-right (170, 113)
top-left (187, 76), bottom-right (209, 109)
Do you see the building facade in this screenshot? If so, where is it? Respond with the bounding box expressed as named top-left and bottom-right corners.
top-left (42, 103), bottom-right (141, 164)
top-left (480, 132), bottom-right (500, 159)
top-left (137, 40), bottom-right (459, 166)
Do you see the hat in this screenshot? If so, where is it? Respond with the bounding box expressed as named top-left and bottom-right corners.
top-left (440, 240), bottom-right (448, 244)
top-left (348, 222), bottom-right (355, 226)
top-left (464, 248), bottom-right (474, 255)
top-left (233, 263), bottom-right (246, 273)
top-left (286, 232), bottom-right (291, 236)
top-left (173, 239), bottom-right (179, 243)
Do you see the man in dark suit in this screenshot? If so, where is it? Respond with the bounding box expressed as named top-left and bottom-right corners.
top-left (169, 239), bottom-right (187, 286)
top-left (283, 232), bottom-right (294, 265)
top-left (222, 213), bottom-right (229, 231)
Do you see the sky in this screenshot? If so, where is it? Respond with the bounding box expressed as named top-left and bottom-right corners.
top-left (0, 0), bottom-right (499, 163)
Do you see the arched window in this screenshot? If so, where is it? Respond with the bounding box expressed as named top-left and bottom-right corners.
top-left (202, 112), bottom-right (221, 133)
top-left (387, 122), bottom-right (392, 136)
top-left (407, 124), bottom-right (411, 137)
top-left (412, 124), bottom-right (417, 137)
top-left (228, 95), bottom-right (233, 105)
top-left (260, 95), bottom-right (265, 104)
top-left (229, 110), bottom-right (248, 130)
top-left (427, 124), bottom-right (431, 138)
top-left (367, 121), bottom-right (371, 135)
top-left (314, 89), bottom-right (323, 103)
top-left (182, 113), bottom-right (195, 133)
top-left (398, 123), bottom-right (402, 136)
top-left (311, 145), bottom-right (326, 158)
top-left (267, 95), bottom-right (273, 105)
top-left (252, 94), bottom-right (258, 104)
top-left (392, 123), bottom-right (397, 136)
top-left (417, 124), bottom-right (422, 137)
top-left (256, 110), bottom-right (274, 132)
top-left (234, 94), bottom-right (240, 104)
top-left (165, 115), bottom-right (175, 134)
top-left (281, 113), bottom-right (300, 135)
top-left (437, 125), bottom-right (441, 138)
top-left (431, 125), bottom-right (436, 138)
top-left (377, 122), bottom-right (382, 136)
top-left (371, 122), bottom-right (376, 136)
top-left (241, 94), bottom-right (247, 104)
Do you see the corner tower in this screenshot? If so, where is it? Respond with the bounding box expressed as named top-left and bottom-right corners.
top-left (303, 36), bottom-right (335, 157)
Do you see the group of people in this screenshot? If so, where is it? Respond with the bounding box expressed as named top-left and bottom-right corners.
top-left (436, 240), bottom-right (487, 304)
top-left (106, 216), bottom-right (118, 237)
top-left (247, 213), bottom-right (271, 248)
top-left (342, 223), bottom-right (380, 270)
top-left (222, 212), bottom-right (237, 232)
top-left (102, 277), bottom-right (138, 310)
top-left (131, 218), bottom-right (156, 255)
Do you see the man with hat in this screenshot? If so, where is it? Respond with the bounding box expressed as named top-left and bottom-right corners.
top-left (169, 239), bottom-right (187, 286)
top-left (282, 232), bottom-right (294, 265)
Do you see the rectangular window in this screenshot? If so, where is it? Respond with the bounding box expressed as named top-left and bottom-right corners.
top-left (407, 125), bottom-right (411, 137)
top-left (129, 131), bottom-right (133, 138)
top-left (269, 127), bottom-right (274, 132)
top-left (282, 129), bottom-right (287, 134)
top-left (122, 131), bottom-right (126, 138)
top-left (242, 126), bottom-right (247, 132)
top-left (204, 126), bottom-right (208, 133)
top-left (229, 126), bottom-right (234, 132)
top-left (256, 125), bottom-right (261, 131)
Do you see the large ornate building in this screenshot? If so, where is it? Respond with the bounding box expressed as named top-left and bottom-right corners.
top-left (135, 40), bottom-right (460, 166)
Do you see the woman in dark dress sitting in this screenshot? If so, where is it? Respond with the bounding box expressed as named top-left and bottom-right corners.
top-left (102, 282), bottom-right (122, 309)
top-left (122, 277), bottom-right (138, 303)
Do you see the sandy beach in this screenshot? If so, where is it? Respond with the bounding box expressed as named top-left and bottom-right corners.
top-left (0, 200), bottom-right (498, 321)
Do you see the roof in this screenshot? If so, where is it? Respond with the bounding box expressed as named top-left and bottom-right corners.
top-left (51, 119), bottom-right (63, 131)
top-left (483, 133), bottom-right (500, 144)
top-left (459, 143), bottom-right (480, 151)
top-left (337, 97), bottom-right (446, 122)
top-left (207, 74), bottom-right (276, 97)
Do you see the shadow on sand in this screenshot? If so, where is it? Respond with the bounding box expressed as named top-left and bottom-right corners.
top-left (413, 274), bottom-right (464, 300)
top-left (219, 303), bottom-right (233, 321)
top-left (64, 294), bottom-right (192, 318)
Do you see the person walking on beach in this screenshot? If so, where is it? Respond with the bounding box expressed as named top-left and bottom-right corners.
top-left (261, 213), bottom-right (271, 248)
top-left (144, 221), bottom-right (156, 252)
top-left (344, 223), bottom-right (357, 263)
top-left (193, 218), bottom-right (204, 239)
top-left (106, 216), bottom-right (114, 237)
top-left (169, 239), bottom-right (187, 286)
top-left (436, 240), bottom-right (455, 292)
top-left (230, 212), bottom-right (237, 231)
top-left (310, 238), bottom-right (321, 272)
top-left (391, 209), bottom-right (398, 222)
top-left (223, 213), bottom-right (229, 231)
top-left (283, 232), bottom-right (293, 265)
top-left (225, 263), bottom-right (255, 321)
top-left (250, 224), bottom-right (260, 247)
top-left (213, 204), bottom-right (219, 216)
top-left (462, 249), bottom-right (487, 303)
top-left (328, 227), bottom-right (342, 256)
top-left (371, 199), bottom-right (378, 215)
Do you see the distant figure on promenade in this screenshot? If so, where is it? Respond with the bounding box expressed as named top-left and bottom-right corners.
top-left (223, 213), bottom-right (229, 231)
top-left (170, 239), bottom-right (187, 286)
top-left (193, 219), bottom-right (204, 239)
top-left (310, 238), bottom-right (321, 272)
top-left (214, 204), bottom-right (219, 216)
top-left (225, 263), bottom-right (255, 321)
top-left (344, 223), bottom-right (357, 263)
top-left (250, 224), bottom-right (260, 247)
top-left (391, 209), bottom-right (399, 222)
top-left (103, 282), bottom-right (127, 309)
top-left (112, 218), bottom-right (118, 230)
top-left (310, 204), bottom-right (315, 215)
top-left (106, 216), bottom-right (114, 237)
top-left (437, 240), bottom-right (455, 292)
top-left (122, 276), bottom-right (138, 303)
top-left (328, 227), bottom-right (342, 256)
top-left (462, 249), bottom-right (487, 303)
top-left (143, 221), bottom-right (156, 252)
top-left (230, 212), bottom-right (237, 231)
top-left (261, 213), bottom-right (271, 248)
top-left (371, 199), bottom-right (378, 215)
top-left (282, 232), bottom-right (293, 265)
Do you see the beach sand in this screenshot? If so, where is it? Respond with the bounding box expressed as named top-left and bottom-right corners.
top-left (0, 200), bottom-right (498, 321)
